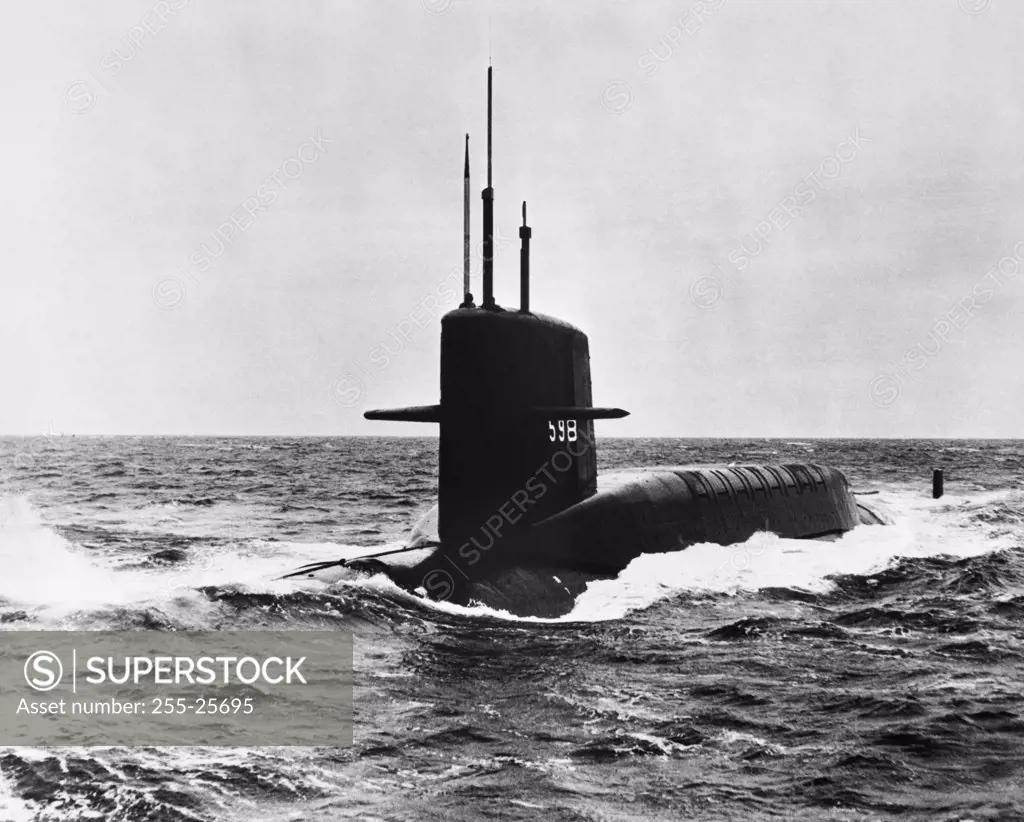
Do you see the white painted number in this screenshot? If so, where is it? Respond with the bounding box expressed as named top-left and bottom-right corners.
top-left (547, 419), bottom-right (578, 443)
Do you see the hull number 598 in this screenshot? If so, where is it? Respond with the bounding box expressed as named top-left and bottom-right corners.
top-left (548, 420), bottom-right (578, 442)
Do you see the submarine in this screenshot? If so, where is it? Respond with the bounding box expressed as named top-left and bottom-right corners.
top-left (284, 68), bottom-right (884, 617)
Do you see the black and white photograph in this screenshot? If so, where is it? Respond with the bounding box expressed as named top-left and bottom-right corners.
top-left (1, 0), bottom-right (1023, 819)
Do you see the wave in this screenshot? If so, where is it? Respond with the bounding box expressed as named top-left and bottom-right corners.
top-left (0, 496), bottom-right (133, 612)
top-left (3, 485), bottom-right (1021, 631)
top-left (0, 497), bottom-right (390, 627)
top-left (561, 487), bottom-right (1023, 621)
top-left (0, 746), bottom-right (346, 822)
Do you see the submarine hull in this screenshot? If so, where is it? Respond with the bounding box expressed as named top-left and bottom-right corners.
top-left (528, 463), bottom-right (860, 572)
top-left (369, 463), bottom-right (870, 617)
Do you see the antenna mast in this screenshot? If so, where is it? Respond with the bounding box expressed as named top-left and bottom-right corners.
top-left (462, 134), bottom-right (473, 307)
top-left (519, 201), bottom-right (530, 313)
top-left (482, 66), bottom-right (495, 309)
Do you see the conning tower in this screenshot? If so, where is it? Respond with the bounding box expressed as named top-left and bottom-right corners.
top-left (364, 67), bottom-right (627, 559)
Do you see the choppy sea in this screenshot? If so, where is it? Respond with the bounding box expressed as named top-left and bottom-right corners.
top-left (0, 436), bottom-right (1022, 821)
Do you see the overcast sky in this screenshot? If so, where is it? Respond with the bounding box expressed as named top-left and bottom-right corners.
top-left (3, 0), bottom-right (1021, 437)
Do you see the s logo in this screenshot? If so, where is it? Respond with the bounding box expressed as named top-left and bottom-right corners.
top-left (25, 651), bottom-right (63, 692)
top-left (421, 570), bottom-right (455, 601)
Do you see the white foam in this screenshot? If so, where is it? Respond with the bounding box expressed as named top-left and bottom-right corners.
top-left (0, 496), bottom-right (374, 617)
top-left (567, 487), bottom-right (1017, 621)
top-left (0, 495), bottom-right (131, 610)
top-left (0, 765), bottom-right (35, 822)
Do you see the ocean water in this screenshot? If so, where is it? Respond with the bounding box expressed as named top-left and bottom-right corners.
top-left (0, 436), bottom-right (1022, 821)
